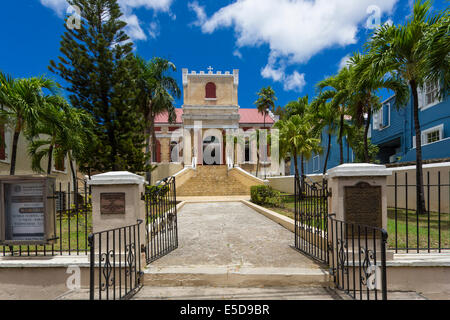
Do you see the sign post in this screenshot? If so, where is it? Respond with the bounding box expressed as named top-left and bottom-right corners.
top-left (0, 176), bottom-right (56, 245)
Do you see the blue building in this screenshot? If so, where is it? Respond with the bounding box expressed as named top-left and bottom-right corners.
top-left (291, 79), bottom-right (450, 175)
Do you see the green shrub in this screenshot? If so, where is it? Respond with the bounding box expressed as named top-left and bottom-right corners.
top-left (251, 185), bottom-right (282, 207)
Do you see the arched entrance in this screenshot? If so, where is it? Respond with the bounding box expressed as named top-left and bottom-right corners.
top-left (203, 135), bottom-right (221, 165)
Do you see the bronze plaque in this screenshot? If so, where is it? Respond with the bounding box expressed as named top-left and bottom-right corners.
top-left (100, 193), bottom-right (125, 215)
top-left (344, 182), bottom-right (382, 229)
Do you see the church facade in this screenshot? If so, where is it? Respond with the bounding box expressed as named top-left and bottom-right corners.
top-left (151, 67), bottom-right (282, 183)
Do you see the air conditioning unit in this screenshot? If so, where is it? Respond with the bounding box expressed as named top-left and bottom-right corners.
top-left (389, 155), bottom-right (397, 163)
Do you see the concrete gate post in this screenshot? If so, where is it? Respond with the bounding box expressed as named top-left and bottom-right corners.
top-left (87, 171), bottom-right (147, 264)
top-left (327, 163), bottom-right (391, 230)
top-left (326, 163), bottom-right (394, 284)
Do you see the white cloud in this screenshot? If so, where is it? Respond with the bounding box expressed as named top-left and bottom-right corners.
top-left (338, 54), bottom-right (351, 70)
top-left (233, 49), bottom-right (243, 59)
top-left (190, 0), bottom-right (397, 91)
top-left (40, 0), bottom-right (68, 16)
top-left (188, 1), bottom-right (207, 27)
top-left (148, 21), bottom-right (160, 39)
top-left (283, 71), bottom-right (306, 92)
top-left (40, 0), bottom-right (174, 40)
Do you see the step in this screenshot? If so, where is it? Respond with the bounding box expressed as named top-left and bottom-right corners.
top-left (132, 286), bottom-right (344, 300)
top-left (143, 265), bottom-right (331, 288)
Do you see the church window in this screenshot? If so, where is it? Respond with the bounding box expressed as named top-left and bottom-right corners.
top-left (205, 82), bottom-right (216, 99)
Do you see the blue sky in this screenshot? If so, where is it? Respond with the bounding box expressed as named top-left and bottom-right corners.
top-left (0, 0), bottom-right (448, 109)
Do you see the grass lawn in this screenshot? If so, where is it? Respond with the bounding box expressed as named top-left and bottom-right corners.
top-left (1, 212), bottom-right (92, 256)
top-left (387, 208), bottom-right (450, 250)
top-left (256, 196), bottom-right (450, 250)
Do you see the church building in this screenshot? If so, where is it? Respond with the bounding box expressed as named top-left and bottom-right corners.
top-left (151, 67), bottom-right (282, 186)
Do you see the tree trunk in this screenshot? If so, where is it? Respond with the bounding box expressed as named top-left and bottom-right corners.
top-left (410, 80), bottom-right (426, 215)
top-left (145, 100), bottom-right (154, 184)
top-left (301, 154), bottom-right (304, 177)
top-left (323, 133), bottom-right (331, 175)
top-left (293, 150), bottom-right (299, 184)
top-left (338, 113), bottom-right (344, 164)
top-left (47, 144), bottom-right (54, 174)
top-left (145, 125), bottom-right (151, 183)
top-left (69, 156), bottom-right (77, 191)
top-left (363, 109), bottom-right (372, 163)
top-left (10, 122), bottom-right (21, 175)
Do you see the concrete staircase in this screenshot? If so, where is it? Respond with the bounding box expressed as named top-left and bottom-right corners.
top-left (177, 165), bottom-right (256, 196)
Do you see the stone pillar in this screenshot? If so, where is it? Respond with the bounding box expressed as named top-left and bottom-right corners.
top-left (327, 164), bottom-right (393, 289)
top-left (327, 164), bottom-right (391, 230)
top-left (88, 172), bottom-right (146, 261)
top-left (183, 128), bottom-right (192, 167)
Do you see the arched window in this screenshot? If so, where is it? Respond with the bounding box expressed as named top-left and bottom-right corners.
top-left (205, 82), bottom-right (216, 99)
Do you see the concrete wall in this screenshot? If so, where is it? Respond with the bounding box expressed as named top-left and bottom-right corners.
top-left (386, 162), bottom-right (450, 212)
top-left (151, 163), bottom-right (184, 185)
top-left (268, 174), bottom-right (326, 194)
top-left (0, 130), bottom-right (74, 184)
top-left (267, 176), bottom-right (294, 194)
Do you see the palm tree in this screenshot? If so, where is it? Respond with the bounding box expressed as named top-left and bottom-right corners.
top-left (310, 101), bottom-right (341, 175)
top-left (255, 86), bottom-right (277, 178)
top-left (349, 52), bottom-right (409, 163)
top-left (275, 115), bottom-right (322, 183)
top-left (135, 56), bottom-right (181, 182)
top-left (316, 68), bottom-right (352, 165)
top-left (364, 0), bottom-right (449, 214)
top-left (0, 72), bottom-right (57, 175)
top-left (27, 95), bottom-right (94, 187)
top-left (255, 86), bottom-right (277, 128)
top-left (284, 96), bottom-right (309, 119)
top-left (27, 95), bottom-right (66, 175)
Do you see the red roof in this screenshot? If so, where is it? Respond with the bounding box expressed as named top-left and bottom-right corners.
top-left (154, 109), bottom-right (183, 124)
top-left (238, 108), bottom-right (275, 124)
top-left (154, 108), bottom-right (274, 125)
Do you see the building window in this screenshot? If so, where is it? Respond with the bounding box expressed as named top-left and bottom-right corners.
top-left (313, 155), bottom-right (320, 173)
top-left (426, 130), bottom-right (440, 144)
top-left (245, 138), bottom-right (250, 162)
top-left (419, 79), bottom-right (440, 109)
top-left (205, 82), bottom-right (216, 99)
top-left (54, 156), bottom-right (66, 172)
top-left (373, 103), bottom-right (390, 130)
top-left (413, 124), bottom-right (444, 148)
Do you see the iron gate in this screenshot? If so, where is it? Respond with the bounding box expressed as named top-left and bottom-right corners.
top-left (143, 176), bottom-right (178, 264)
top-left (294, 174), bottom-right (330, 264)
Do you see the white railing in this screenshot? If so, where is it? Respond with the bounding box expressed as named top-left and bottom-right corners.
top-left (227, 156), bottom-right (234, 170)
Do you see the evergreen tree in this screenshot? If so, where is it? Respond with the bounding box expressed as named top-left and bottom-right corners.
top-left (49, 0), bottom-right (147, 173)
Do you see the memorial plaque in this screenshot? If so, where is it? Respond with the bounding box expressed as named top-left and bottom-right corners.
top-left (100, 193), bottom-right (125, 215)
top-left (344, 182), bottom-right (382, 229)
top-left (0, 176), bottom-right (56, 245)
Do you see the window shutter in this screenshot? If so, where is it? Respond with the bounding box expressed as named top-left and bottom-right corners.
top-left (417, 85), bottom-right (424, 109)
top-left (382, 104), bottom-right (389, 127)
top-left (205, 82), bottom-right (216, 98)
top-left (373, 111), bottom-right (379, 129)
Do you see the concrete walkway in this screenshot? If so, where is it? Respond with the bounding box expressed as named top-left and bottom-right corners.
top-left (142, 202), bottom-right (331, 297)
top-left (147, 202), bottom-right (323, 270)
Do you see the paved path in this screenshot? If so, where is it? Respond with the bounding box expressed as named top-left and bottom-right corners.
top-left (148, 202), bottom-right (320, 269)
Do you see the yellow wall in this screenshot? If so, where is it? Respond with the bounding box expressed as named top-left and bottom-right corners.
top-left (184, 74), bottom-right (238, 106)
top-left (0, 128), bottom-right (75, 185)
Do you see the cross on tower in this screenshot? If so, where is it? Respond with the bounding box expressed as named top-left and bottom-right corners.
top-left (207, 66), bottom-right (213, 73)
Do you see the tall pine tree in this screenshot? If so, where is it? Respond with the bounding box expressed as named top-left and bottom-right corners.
top-left (49, 0), bottom-right (147, 173)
